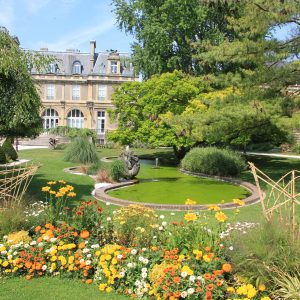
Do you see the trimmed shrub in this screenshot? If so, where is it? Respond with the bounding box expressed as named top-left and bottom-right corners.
top-left (64, 137), bottom-right (99, 164)
top-left (0, 146), bottom-right (7, 164)
top-left (110, 159), bottom-right (126, 181)
top-left (181, 147), bottom-right (245, 177)
top-left (2, 137), bottom-right (18, 161)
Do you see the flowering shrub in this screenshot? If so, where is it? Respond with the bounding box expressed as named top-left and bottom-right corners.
top-left (0, 181), bottom-right (272, 299)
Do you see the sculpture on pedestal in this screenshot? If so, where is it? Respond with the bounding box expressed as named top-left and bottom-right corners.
top-left (120, 146), bottom-right (140, 179)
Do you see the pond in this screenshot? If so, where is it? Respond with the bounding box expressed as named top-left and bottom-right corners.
top-left (108, 160), bottom-right (250, 205)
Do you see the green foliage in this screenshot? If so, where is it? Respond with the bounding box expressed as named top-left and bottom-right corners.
top-left (0, 146), bottom-right (7, 164)
top-left (2, 137), bottom-right (18, 161)
top-left (181, 147), bottom-right (245, 177)
top-left (0, 28), bottom-right (51, 138)
top-left (87, 161), bottom-right (102, 175)
top-left (110, 159), bottom-right (126, 181)
top-left (64, 137), bottom-right (99, 165)
top-left (49, 126), bottom-right (97, 141)
top-left (227, 220), bottom-right (300, 289)
top-left (292, 142), bottom-right (300, 154)
top-left (52, 143), bottom-right (68, 150)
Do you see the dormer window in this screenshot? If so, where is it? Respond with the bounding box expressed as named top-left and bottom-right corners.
top-left (49, 63), bottom-right (56, 74)
top-left (111, 61), bottom-right (118, 74)
top-left (72, 61), bottom-right (82, 74)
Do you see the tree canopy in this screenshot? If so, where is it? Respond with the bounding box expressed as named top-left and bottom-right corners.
top-left (0, 28), bottom-right (49, 138)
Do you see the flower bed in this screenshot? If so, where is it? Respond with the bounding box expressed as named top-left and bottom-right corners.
top-left (0, 181), bottom-right (271, 300)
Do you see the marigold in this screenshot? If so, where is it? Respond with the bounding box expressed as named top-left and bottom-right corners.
top-left (222, 263), bottom-right (232, 273)
top-left (80, 230), bottom-right (90, 239)
top-left (184, 212), bottom-right (197, 222)
top-left (185, 198), bottom-right (197, 205)
top-left (41, 186), bottom-right (51, 192)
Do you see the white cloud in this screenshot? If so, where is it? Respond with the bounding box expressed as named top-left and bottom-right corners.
top-left (37, 19), bottom-right (115, 51)
top-left (0, 0), bottom-right (15, 31)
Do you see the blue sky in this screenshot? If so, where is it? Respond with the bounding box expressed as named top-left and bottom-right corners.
top-left (0, 0), bottom-right (294, 54)
top-left (0, 0), bottom-right (134, 53)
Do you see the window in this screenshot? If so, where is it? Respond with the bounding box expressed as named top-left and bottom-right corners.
top-left (72, 85), bottom-right (80, 100)
top-left (98, 85), bottom-right (106, 101)
top-left (110, 61), bottom-right (118, 74)
top-left (67, 109), bottom-right (84, 128)
top-left (97, 111), bottom-right (105, 134)
top-left (49, 63), bottom-right (56, 73)
top-left (47, 84), bottom-right (55, 100)
top-left (72, 61), bottom-right (82, 74)
top-left (42, 109), bottom-right (59, 129)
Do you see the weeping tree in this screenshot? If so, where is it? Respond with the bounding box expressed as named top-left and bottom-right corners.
top-left (0, 27), bottom-right (51, 139)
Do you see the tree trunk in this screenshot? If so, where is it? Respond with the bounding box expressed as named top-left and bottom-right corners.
top-left (173, 146), bottom-right (188, 161)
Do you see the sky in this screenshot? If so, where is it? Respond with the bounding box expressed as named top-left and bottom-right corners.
top-left (0, 0), bottom-right (134, 53)
top-left (0, 0), bottom-right (295, 54)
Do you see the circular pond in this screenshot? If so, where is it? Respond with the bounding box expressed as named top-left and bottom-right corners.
top-left (107, 160), bottom-right (250, 205)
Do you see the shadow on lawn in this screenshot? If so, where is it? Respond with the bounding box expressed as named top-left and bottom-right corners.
top-left (24, 173), bottom-right (94, 208)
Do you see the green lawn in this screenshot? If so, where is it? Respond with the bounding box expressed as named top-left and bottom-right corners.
top-left (108, 163), bottom-right (249, 204)
top-left (0, 277), bottom-right (127, 300)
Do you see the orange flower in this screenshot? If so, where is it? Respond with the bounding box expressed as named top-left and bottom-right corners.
top-left (25, 275), bottom-right (32, 280)
top-left (207, 284), bottom-right (214, 291)
top-left (173, 276), bottom-right (181, 284)
top-left (78, 242), bottom-right (85, 249)
top-left (85, 279), bottom-right (92, 284)
top-left (203, 273), bottom-right (211, 280)
top-left (222, 263), bottom-right (232, 273)
top-left (25, 261), bottom-right (32, 269)
top-left (205, 246), bottom-right (211, 252)
top-left (35, 226), bottom-right (41, 232)
top-left (80, 230), bottom-right (90, 239)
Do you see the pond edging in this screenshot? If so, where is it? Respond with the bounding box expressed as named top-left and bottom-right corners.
top-left (93, 169), bottom-right (262, 211)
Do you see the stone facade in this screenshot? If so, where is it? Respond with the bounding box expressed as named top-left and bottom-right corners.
top-left (31, 42), bottom-right (138, 143)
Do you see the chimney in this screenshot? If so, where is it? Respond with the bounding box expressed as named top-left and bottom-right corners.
top-left (90, 40), bottom-right (96, 72)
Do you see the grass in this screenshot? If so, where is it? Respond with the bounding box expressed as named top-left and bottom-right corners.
top-left (108, 163), bottom-right (249, 204)
top-left (0, 277), bottom-right (127, 300)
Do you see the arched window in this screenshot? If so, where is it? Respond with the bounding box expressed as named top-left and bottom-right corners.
top-left (72, 61), bottom-right (82, 74)
top-left (48, 63), bottom-right (56, 73)
top-left (67, 109), bottom-right (84, 128)
top-left (42, 108), bottom-right (59, 129)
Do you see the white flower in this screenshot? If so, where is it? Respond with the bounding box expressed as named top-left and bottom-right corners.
top-left (38, 242), bottom-right (44, 247)
top-left (153, 236), bottom-right (157, 239)
top-left (141, 272), bottom-right (147, 278)
top-left (79, 258), bottom-right (85, 263)
top-left (85, 260), bottom-right (91, 265)
top-left (91, 244), bottom-right (100, 249)
top-left (162, 221), bottom-right (167, 227)
top-left (106, 217), bottom-right (111, 221)
top-left (138, 256), bottom-right (144, 262)
top-left (142, 248), bottom-right (147, 252)
top-left (82, 248), bottom-right (90, 253)
top-left (189, 275), bottom-right (195, 282)
top-left (50, 238), bottom-right (57, 243)
top-left (0, 244), bottom-right (3, 248)
top-left (127, 263), bottom-right (133, 268)
top-left (187, 288), bottom-right (195, 295)
top-left (159, 215), bottom-right (165, 219)
top-left (42, 265), bottom-right (47, 271)
top-left (13, 251), bottom-right (18, 256)
top-left (112, 210), bottom-right (116, 214)
top-left (106, 202), bottom-right (111, 206)
top-left (128, 289), bottom-right (132, 294)
top-left (43, 235), bottom-right (49, 241)
top-left (30, 241), bottom-right (37, 246)
top-left (143, 258), bottom-right (149, 265)
top-left (158, 226), bottom-right (163, 231)
top-left (141, 268), bottom-right (147, 273)
top-left (117, 254), bottom-right (123, 260)
top-left (229, 246), bottom-right (234, 251)
top-left (180, 291), bottom-right (188, 298)
top-left (1, 250), bottom-right (7, 255)
top-left (87, 254), bottom-right (92, 258)
top-left (3, 235), bottom-right (8, 240)
top-left (181, 271), bottom-right (188, 278)
top-left (170, 212), bottom-right (175, 216)
top-left (7, 255), bottom-right (12, 260)
top-left (119, 271), bottom-right (125, 278)
top-left (131, 249), bottom-right (137, 255)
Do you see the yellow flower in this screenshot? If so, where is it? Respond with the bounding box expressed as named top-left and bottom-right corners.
top-left (185, 198), bottom-right (197, 205)
top-left (207, 205), bottom-right (221, 211)
top-left (2, 261), bottom-right (9, 267)
top-left (49, 190), bottom-right (56, 195)
top-left (227, 287), bottom-right (235, 293)
top-left (215, 211), bottom-right (228, 222)
top-left (41, 186), bottom-right (51, 192)
top-left (47, 181), bottom-right (57, 185)
top-left (66, 185), bottom-right (74, 191)
top-left (233, 198), bottom-right (245, 206)
top-left (106, 287), bottom-right (113, 293)
top-left (247, 287), bottom-right (257, 298)
top-left (193, 249), bottom-right (203, 260)
top-left (181, 265), bottom-right (193, 275)
top-left (258, 284), bottom-right (266, 291)
top-left (99, 284), bottom-right (107, 291)
top-left (55, 192), bottom-right (64, 198)
top-left (260, 297), bottom-right (271, 300)
top-left (67, 192), bottom-right (76, 197)
top-left (203, 254), bottom-right (211, 263)
top-left (184, 212), bottom-right (197, 222)
top-left (58, 180), bottom-right (66, 184)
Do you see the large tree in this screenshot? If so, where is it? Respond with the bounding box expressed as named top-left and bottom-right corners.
top-left (113, 0), bottom-right (242, 79)
top-left (0, 28), bottom-right (49, 138)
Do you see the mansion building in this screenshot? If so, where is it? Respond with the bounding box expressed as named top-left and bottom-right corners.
top-left (31, 41), bottom-right (138, 143)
